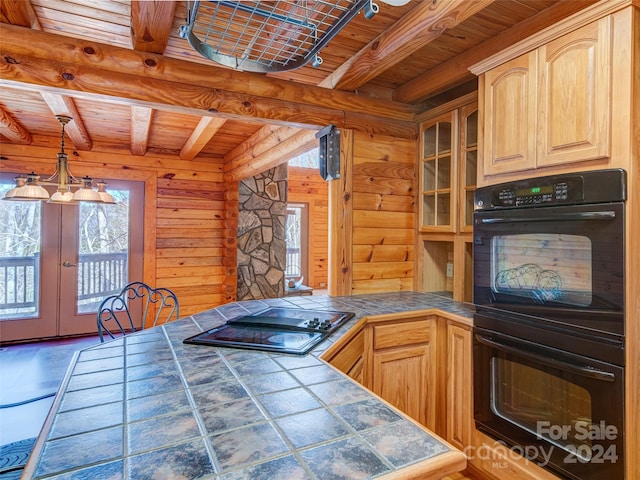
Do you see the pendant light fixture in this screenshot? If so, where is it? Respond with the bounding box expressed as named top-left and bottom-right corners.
top-left (3, 115), bottom-right (115, 204)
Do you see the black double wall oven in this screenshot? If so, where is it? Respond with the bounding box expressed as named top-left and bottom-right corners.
top-left (472, 169), bottom-right (626, 480)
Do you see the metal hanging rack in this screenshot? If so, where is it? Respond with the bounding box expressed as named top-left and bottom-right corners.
top-left (180, 0), bottom-right (376, 73)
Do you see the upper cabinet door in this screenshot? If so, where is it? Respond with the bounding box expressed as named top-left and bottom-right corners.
top-left (459, 103), bottom-right (478, 233)
top-left (482, 51), bottom-right (538, 176)
top-left (420, 111), bottom-right (457, 232)
top-left (536, 19), bottom-right (612, 167)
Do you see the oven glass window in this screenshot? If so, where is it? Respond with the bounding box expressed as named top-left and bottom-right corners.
top-left (491, 234), bottom-right (592, 306)
top-left (491, 357), bottom-right (593, 460)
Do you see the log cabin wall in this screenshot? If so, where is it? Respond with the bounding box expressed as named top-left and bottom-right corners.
top-left (351, 132), bottom-right (417, 294)
top-left (157, 161), bottom-right (234, 316)
top-left (0, 144), bottom-right (229, 318)
top-left (287, 166), bottom-right (329, 290)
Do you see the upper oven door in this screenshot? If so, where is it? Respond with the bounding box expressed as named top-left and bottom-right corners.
top-left (473, 202), bottom-right (624, 335)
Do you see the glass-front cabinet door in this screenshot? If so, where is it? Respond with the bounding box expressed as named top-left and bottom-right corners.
top-left (459, 103), bottom-right (478, 232)
top-left (420, 111), bottom-right (456, 231)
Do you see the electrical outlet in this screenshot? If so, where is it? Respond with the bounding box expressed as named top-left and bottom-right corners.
top-left (446, 262), bottom-right (454, 278)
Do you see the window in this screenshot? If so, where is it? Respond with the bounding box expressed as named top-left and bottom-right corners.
top-left (285, 203), bottom-right (308, 281)
top-left (288, 149), bottom-right (319, 169)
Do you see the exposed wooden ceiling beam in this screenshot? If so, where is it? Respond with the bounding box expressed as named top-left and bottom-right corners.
top-left (224, 129), bottom-right (318, 183)
top-left (130, 106), bottom-right (153, 156)
top-left (227, 0), bottom-right (487, 179)
top-left (40, 91), bottom-right (92, 150)
top-left (180, 116), bottom-right (227, 160)
top-left (224, 125), bottom-right (304, 168)
top-left (393, 0), bottom-right (600, 104)
top-left (0, 105), bottom-right (31, 144)
top-left (0, 0), bottom-right (40, 28)
top-left (224, 125), bottom-right (282, 164)
top-left (0, 27), bottom-right (416, 138)
top-left (326, 0), bottom-right (494, 92)
top-left (0, 62), bottom-right (410, 137)
top-left (0, 24), bottom-right (415, 121)
top-left (130, 1), bottom-right (177, 54)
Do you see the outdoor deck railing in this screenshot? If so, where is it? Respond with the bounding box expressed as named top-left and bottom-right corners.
top-left (0, 252), bottom-right (127, 311)
top-left (285, 247), bottom-right (301, 277)
top-left (0, 254), bottom-right (40, 310)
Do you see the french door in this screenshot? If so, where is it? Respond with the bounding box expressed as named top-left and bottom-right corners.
top-left (0, 178), bottom-right (143, 342)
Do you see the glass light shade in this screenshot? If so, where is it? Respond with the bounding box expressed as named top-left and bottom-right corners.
top-left (3, 174), bottom-right (49, 201)
top-left (72, 176), bottom-right (102, 202)
top-left (96, 181), bottom-right (116, 204)
top-left (72, 186), bottom-right (102, 203)
top-left (3, 186), bottom-right (44, 201)
top-left (48, 189), bottom-right (77, 204)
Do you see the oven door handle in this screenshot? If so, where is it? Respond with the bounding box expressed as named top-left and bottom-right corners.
top-left (475, 211), bottom-right (617, 224)
top-left (475, 333), bottom-right (616, 382)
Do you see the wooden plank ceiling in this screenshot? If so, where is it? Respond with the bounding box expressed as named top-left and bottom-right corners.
top-left (0, 0), bottom-right (597, 178)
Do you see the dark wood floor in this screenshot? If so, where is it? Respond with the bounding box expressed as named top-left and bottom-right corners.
top-left (0, 335), bottom-right (101, 446)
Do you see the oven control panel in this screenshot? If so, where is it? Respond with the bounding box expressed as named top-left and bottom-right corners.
top-left (475, 169), bottom-right (626, 210)
top-left (494, 180), bottom-right (578, 207)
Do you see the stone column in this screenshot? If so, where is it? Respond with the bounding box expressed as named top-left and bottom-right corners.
top-left (236, 164), bottom-right (287, 300)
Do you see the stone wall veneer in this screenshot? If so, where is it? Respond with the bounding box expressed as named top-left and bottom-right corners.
top-left (236, 164), bottom-right (288, 300)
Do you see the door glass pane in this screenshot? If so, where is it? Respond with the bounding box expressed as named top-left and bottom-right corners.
top-left (423, 160), bottom-right (435, 191)
top-left (438, 122), bottom-right (452, 154)
top-left (423, 125), bottom-right (436, 157)
top-left (437, 156), bottom-right (451, 190)
top-left (465, 190), bottom-right (475, 226)
top-left (76, 190), bottom-right (130, 313)
top-left (436, 192), bottom-right (451, 226)
top-left (465, 151), bottom-right (477, 187)
top-left (0, 183), bottom-right (41, 319)
top-left (466, 110), bottom-right (478, 147)
top-left (422, 194), bottom-right (435, 226)
top-left (491, 357), bottom-right (592, 459)
top-left (492, 234), bottom-right (592, 306)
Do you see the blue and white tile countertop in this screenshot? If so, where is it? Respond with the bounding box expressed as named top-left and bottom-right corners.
top-left (23, 292), bottom-right (474, 479)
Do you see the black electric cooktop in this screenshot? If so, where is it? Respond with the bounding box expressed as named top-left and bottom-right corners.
top-left (184, 307), bottom-right (355, 355)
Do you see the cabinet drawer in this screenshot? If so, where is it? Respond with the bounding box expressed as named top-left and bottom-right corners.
top-left (373, 320), bottom-right (430, 350)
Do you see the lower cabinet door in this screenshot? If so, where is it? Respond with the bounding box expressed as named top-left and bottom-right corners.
top-left (446, 321), bottom-right (473, 450)
top-left (371, 345), bottom-right (431, 427)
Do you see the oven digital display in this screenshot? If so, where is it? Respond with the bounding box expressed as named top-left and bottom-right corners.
top-left (516, 185), bottom-right (553, 196)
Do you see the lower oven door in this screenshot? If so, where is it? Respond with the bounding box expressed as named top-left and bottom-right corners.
top-left (474, 326), bottom-right (624, 480)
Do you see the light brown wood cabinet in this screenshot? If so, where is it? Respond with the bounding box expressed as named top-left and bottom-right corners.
top-left (364, 315), bottom-right (437, 430)
top-left (458, 103), bottom-right (479, 233)
top-left (481, 51), bottom-right (537, 176)
top-left (416, 94), bottom-right (477, 303)
top-left (445, 320), bottom-right (473, 451)
top-left (480, 17), bottom-right (612, 178)
top-left (418, 95), bottom-right (479, 233)
top-left (321, 322), bottom-right (365, 383)
top-left (470, 0), bottom-right (640, 480)
top-left (419, 111), bottom-right (457, 232)
top-left (371, 345), bottom-right (431, 424)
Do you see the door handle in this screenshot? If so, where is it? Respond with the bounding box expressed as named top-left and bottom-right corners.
top-left (475, 210), bottom-right (617, 224)
top-left (475, 332), bottom-right (616, 382)
top-left (62, 261), bottom-right (77, 267)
